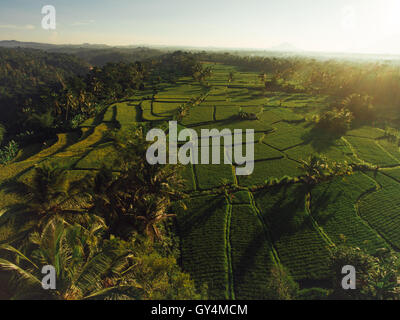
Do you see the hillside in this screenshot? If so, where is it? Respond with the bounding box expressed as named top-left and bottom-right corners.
top-left (1, 62), bottom-right (399, 298)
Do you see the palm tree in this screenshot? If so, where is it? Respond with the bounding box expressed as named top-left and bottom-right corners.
top-left (0, 218), bottom-right (143, 300)
top-left (89, 161), bottom-right (184, 241)
top-left (88, 127), bottom-right (186, 241)
top-left (65, 90), bottom-right (78, 121)
top-left (299, 155), bottom-right (328, 184)
top-left (2, 165), bottom-right (100, 240)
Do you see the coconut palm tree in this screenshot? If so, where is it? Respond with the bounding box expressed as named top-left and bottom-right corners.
top-left (89, 161), bottom-right (184, 241)
top-left (0, 218), bottom-right (143, 300)
top-left (87, 126), bottom-right (186, 241)
top-left (65, 90), bottom-right (78, 121)
top-left (299, 155), bottom-right (328, 184)
top-left (1, 165), bottom-right (101, 241)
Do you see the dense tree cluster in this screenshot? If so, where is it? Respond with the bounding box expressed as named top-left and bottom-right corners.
top-left (0, 49), bottom-right (200, 149)
top-left (0, 48), bottom-right (90, 129)
top-left (0, 124), bottom-right (203, 300)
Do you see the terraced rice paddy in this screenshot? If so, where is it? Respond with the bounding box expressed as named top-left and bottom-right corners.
top-left (1, 62), bottom-right (400, 299)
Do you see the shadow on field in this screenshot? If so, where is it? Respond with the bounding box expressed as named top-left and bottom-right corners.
top-left (309, 180), bottom-right (342, 225)
top-left (262, 184), bottom-right (311, 240)
top-left (301, 124), bottom-right (341, 153)
top-left (232, 230), bottom-right (271, 299)
top-left (177, 196), bottom-right (226, 237)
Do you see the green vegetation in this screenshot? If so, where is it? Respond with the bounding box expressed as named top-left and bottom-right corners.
top-left (329, 246), bottom-right (400, 300)
top-left (0, 140), bottom-right (19, 165)
top-left (176, 195), bottom-right (230, 299)
top-left (2, 48), bottom-right (400, 300)
top-left (254, 184), bottom-right (331, 280)
top-left (311, 173), bottom-right (388, 252)
top-left (230, 205), bottom-right (276, 299)
top-left (358, 172), bottom-right (400, 249)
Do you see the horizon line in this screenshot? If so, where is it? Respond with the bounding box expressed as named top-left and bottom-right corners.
top-left (2, 39), bottom-right (400, 58)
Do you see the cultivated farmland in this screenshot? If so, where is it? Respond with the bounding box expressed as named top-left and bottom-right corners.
top-left (1, 62), bottom-right (400, 299)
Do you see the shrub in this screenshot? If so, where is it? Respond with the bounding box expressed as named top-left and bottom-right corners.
top-left (0, 140), bottom-right (19, 165)
top-left (237, 107), bottom-right (262, 121)
top-left (71, 114), bottom-right (86, 128)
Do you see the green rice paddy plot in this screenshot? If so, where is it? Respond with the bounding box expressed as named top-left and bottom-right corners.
top-left (285, 138), bottom-right (353, 163)
top-left (254, 184), bottom-right (331, 280)
top-left (346, 126), bottom-right (385, 139)
top-left (311, 173), bottom-right (388, 252)
top-left (176, 195), bottom-right (231, 299)
top-left (114, 101), bottom-right (142, 124)
top-left (230, 204), bottom-right (277, 299)
top-left (238, 158), bottom-right (302, 187)
top-left (344, 136), bottom-right (400, 166)
top-left (229, 190), bottom-right (252, 205)
top-left (75, 142), bottom-right (120, 170)
top-left (266, 122), bottom-right (311, 151)
top-left (358, 172), bottom-right (400, 249)
top-left (194, 163), bottom-right (235, 190)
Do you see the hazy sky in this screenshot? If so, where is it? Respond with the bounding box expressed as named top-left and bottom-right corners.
top-left (1, 0), bottom-right (400, 54)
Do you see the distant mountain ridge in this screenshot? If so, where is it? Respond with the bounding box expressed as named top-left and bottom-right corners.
top-left (0, 40), bottom-right (302, 52)
top-left (0, 40), bottom-right (110, 50)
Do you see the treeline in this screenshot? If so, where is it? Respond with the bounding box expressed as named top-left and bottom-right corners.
top-left (0, 48), bottom-right (90, 128)
top-left (50, 47), bottom-right (164, 67)
top-left (0, 49), bottom-right (201, 147)
top-left (198, 52), bottom-right (400, 113)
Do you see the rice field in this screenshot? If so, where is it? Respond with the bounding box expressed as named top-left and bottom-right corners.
top-left (1, 62), bottom-right (399, 299)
